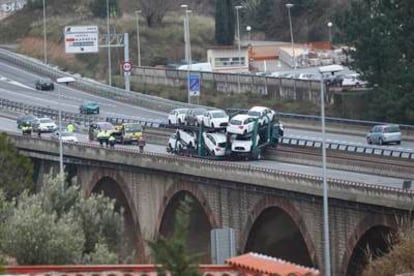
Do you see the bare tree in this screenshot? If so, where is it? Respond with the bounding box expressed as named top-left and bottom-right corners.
top-left (138, 0), bottom-right (181, 27)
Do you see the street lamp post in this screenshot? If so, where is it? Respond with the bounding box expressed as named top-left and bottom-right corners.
top-left (181, 4), bottom-right (192, 104)
top-left (135, 10), bottom-right (142, 67)
top-left (235, 5), bottom-right (243, 94)
top-left (246, 25), bottom-right (251, 42)
top-left (106, 0), bottom-right (112, 86)
top-left (319, 64), bottom-right (344, 276)
top-left (286, 3), bottom-right (296, 70)
top-left (56, 76), bottom-right (76, 191)
top-left (42, 0), bottom-right (47, 64)
top-left (327, 21), bottom-right (333, 46)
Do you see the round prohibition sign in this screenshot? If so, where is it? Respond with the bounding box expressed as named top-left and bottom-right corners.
top-left (122, 61), bottom-right (132, 72)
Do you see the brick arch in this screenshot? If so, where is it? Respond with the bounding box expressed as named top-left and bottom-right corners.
top-left (240, 196), bottom-right (319, 268)
top-left (155, 182), bottom-right (218, 234)
top-left (85, 169), bottom-right (145, 258)
top-left (340, 213), bottom-right (398, 275)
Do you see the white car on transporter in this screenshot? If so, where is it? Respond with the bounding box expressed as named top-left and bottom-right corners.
top-left (167, 108), bottom-right (189, 125)
top-left (226, 114), bottom-right (256, 135)
top-left (201, 109), bottom-right (229, 129)
top-left (247, 106), bottom-right (275, 126)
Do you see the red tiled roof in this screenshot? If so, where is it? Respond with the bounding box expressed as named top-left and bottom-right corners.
top-left (226, 252), bottom-right (320, 276)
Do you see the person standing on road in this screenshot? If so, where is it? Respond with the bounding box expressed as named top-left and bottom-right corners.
top-left (67, 122), bottom-right (75, 133)
top-left (108, 134), bottom-right (116, 148)
top-left (88, 125), bottom-right (94, 142)
top-left (138, 135), bottom-right (146, 153)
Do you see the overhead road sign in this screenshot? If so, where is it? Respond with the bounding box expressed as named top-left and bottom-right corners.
top-left (64, 25), bottom-right (99, 54)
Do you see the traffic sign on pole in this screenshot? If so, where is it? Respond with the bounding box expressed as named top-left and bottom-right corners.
top-left (189, 74), bottom-right (200, 96)
top-left (122, 61), bottom-right (132, 72)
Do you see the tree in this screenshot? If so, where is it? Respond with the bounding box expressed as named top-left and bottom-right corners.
top-left (148, 198), bottom-right (202, 276)
top-left (0, 173), bottom-right (126, 264)
top-left (215, 0), bottom-right (235, 45)
top-left (138, 0), bottom-right (181, 27)
top-left (0, 133), bottom-right (34, 200)
top-left (335, 0), bottom-right (414, 123)
top-left (90, 0), bottom-right (121, 18)
top-left (363, 229), bottom-right (414, 275)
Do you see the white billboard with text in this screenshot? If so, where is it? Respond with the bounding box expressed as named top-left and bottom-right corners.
top-left (64, 25), bottom-right (99, 54)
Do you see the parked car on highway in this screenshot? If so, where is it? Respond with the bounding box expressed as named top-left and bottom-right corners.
top-left (35, 77), bottom-right (54, 91)
top-left (79, 101), bottom-right (100, 114)
top-left (201, 109), bottom-right (229, 129)
top-left (366, 124), bottom-right (402, 145)
top-left (16, 114), bottom-right (38, 129)
top-left (227, 114), bottom-right (256, 135)
top-left (247, 106), bottom-right (275, 126)
top-left (51, 130), bottom-right (78, 143)
top-left (184, 108), bottom-right (207, 126)
top-left (168, 108), bottom-right (188, 125)
top-left (203, 132), bottom-right (227, 156)
top-left (32, 117), bottom-right (58, 133)
top-left (342, 73), bottom-right (367, 88)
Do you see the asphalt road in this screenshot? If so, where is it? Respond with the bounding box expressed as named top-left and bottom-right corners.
top-left (1, 116), bottom-right (409, 189)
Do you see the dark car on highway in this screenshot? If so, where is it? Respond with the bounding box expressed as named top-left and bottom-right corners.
top-left (35, 77), bottom-right (54, 90)
top-left (79, 101), bottom-right (100, 114)
top-left (16, 114), bottom-right (38, 129)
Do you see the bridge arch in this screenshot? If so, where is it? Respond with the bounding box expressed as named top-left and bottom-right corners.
top-left (241, 196), bottom-right (318, 268)
top-left (342, 214), bottom-right (398, 276)
top-left (157, 183), bottom-right (218, 263)
top-left (86, 170), bottom-right (145, 261)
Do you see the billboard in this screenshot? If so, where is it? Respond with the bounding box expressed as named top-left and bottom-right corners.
top-left (64, 25), bottom-right (99, 54)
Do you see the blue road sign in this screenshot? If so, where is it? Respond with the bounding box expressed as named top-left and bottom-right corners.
top-left (189, 74), bottom-right (200, 96)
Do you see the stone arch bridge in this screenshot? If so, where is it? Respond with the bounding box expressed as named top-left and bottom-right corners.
top-left (11, 135), bottom-right (414, 276)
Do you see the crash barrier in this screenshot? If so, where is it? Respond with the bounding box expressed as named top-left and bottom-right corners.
top-left (280, 137), bottom-right (414, 160)
top-left (2, 97), bottom-right (413, 160)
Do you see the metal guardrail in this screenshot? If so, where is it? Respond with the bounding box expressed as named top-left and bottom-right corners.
top-left (1, 48), bottom-right (414, 132)
top-left (2, 97), bottom-right (413, 160)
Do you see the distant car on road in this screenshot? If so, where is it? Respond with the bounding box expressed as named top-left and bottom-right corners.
top-left (35, 77), bottom-right (54, 91)
top-left (16, 114), bottom-right (38, 129)
top-left (51, 130), bottom-right (78, 143)
top-left (366, 124), bottom-right (401, 145)
top-left (79, 101), bottom-right (100, 114)
top-left (89, 121), bottom-right (115, 138)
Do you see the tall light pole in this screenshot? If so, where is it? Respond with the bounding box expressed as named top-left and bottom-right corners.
top-left (235, 5), bottom-right (243, 94)
top-left (286, 3), bottom-right (296, 70)
top-left (135, 10), bottom-right (142, 67)
top-left (181, 4), bottom-right (192, 104)
top-left (319, 64), bottom-right (344, 276)
top-left (246, 25), bottom-right (251, 42)
top-left (42, 0), bottom-right (47, 64)
top-left (106, 0), bottom-right (112, 86)
top-left (327, 21), bottom-right (333, 47)
top-left (56, 77), bottom-right (76, 191)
